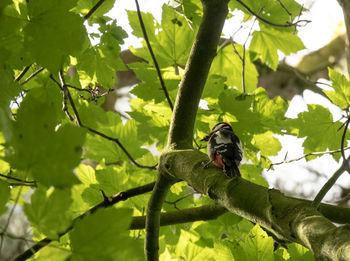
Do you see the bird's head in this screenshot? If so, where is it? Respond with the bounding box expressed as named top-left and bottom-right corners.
top-left (201, 122), bottom-right (233, 141)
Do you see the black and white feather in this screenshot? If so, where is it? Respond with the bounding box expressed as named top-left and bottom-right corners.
top-left (202, 122), bottom-right (243, 178)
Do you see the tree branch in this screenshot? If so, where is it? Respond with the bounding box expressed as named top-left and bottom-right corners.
top-left (0, 173), bottom-right (36, 185)
top-left (132, 204), bottom-right (227, 229)
top-left (167, 0), bottom-right (229, 149)
top-left (144, 1), bottom-right (229, 260)
top-left (312, 155), bottom-right (350, 209)
top-left (14, 182), bottom-right (156, 260)
top-left (50, 74), bottom-right (156, 170)
top-left (269, 146), bottom-right (350, 169)
top-left (144, 173), bottom-right (177, 261)
top-left (160, 149), bottom-right (350, 261)
top-left (134, 0), bottom-right (173, 110)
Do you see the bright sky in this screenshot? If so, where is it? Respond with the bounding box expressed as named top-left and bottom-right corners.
top-left (105, 0), bottom-right (350, 202)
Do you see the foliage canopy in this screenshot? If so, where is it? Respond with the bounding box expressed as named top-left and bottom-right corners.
top-left (0, 0), bottom-right (349, 260)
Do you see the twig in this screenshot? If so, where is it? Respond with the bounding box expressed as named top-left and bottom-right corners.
top-left (241, 45), bottom-right (246, 93)
top-left (230, 41), bottom-right (242, 61)
top-left (15, 182), bottom-right (156, 260)
top-left (20, 67), bottom-right (45, 86)
top-left (235, 0), bottom-right (311, 28)
top-left (58, 71), bottom-right (76, 122)
top-left (164, 192), bottom-right (194, 210)
top-left (59, 70), bottom-right (82, 126)
top-left (50, 73), bottom-right (157, 170)
top-left (86, 127), bottom-right (157, 170)
top-left (294, 4), bottom-right (304, 34)
top-left (15, 65), bottom-right (32, 82)
top-left (131, 204), bottom-right (227, 230)
top-left (268, 146), bottom-right (350, 170)
top-left (312, 155), bottom-right (350, 209)
top-left (66, 84), bottom-right (114, 103)
top-left (276, 0), bottom-right (293, 23)
top-left (0, 186), bottom-right (23, 254)
top-left (0, 173), bottom-right (36, 184)
top-left (8, 182), bottom-right (37, 187)
top-left (83, 0), bottom-right (105, 20)
top-left (134, 0), bottom-right (174, 110)
top-left (340, 115), bottom-right (350, 164)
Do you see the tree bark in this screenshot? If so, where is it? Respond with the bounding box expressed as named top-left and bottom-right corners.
top-left (145, 0), bottom-right (229, 260)
top-left (160, 149), bottom-right (350, 261)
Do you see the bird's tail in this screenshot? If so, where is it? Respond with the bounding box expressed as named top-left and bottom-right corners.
top-left (224, 164), bottom-right (241, 178)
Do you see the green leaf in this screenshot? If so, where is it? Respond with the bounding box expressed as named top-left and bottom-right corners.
top-left (129, 5), bottom-right (194, 68)
top-left (0, 180), bottom-right (10, 215)
top-left (94, 165), bottom-right (128, 196)
top-left (250, 25), bottom-right (305, 70)
top-left (286, 243), bottom-right (314, 261)
top-left (8, 86), bottom-right (85, 187)
top-left (76, 22), bottom-right (126, 88)
top-left (253, 131), bottom-right (281, 156)
top-left (211, 44), bottom-right (258, 92)
top-left (0, 1), bottom-right (29, 67)
top-left (240, 165), bottom-right (268, 187)
top-left (0, 66), bottom-right (20, 141)
top-left (292, 104), bottom-right (344, 155)
top-left (70, 207), bottom-right (143, 261)
top-left (127, 10), bottom-right (157, 40)
top-left (24, 187), bottom-right (73, 239)
top-left (175, 230), bottom-right (216, 260)
top-left (79, 103), bottom-right (148, 163)
top-left (24, 0), bottom-right (87, 72)
top-left (240, 224), bottom-right (274, 261)
top-left (130, 63), bottom-right (180, 103)
top-left (129, 98), bottom-right (171, 148)
top-left (229, 0), bottom-right (304, 27)
top-left (324, 68), bottom-right (350, 109)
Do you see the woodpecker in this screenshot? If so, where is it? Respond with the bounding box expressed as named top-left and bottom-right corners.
top-left (201, 122), bottom-right (242, 178)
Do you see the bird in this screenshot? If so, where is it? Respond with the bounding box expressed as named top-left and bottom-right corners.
top-left (201, 122), bottom-right (242, 178)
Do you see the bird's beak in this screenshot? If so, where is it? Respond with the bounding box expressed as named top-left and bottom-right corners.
top-left (200, 135), bottom-right (210, 142)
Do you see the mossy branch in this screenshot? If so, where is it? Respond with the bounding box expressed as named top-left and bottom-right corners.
top-left (160, 149), bottom-right (350, 261)
top-left (145, 0), bottom-right (229, 260)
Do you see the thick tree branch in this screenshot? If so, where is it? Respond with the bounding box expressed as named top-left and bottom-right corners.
top-left (144, 173), bottom-right (177, 261)
top-left (132, 204), bottom-right (227, 230)
top-left (145, 1), bottom-right (229, 260)
top-left (167, 0), bottom-right (229, 149)
top-left (131, 200), bottom-right (350, 230)
top-left (160, 149), bottom-right (350, 261)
